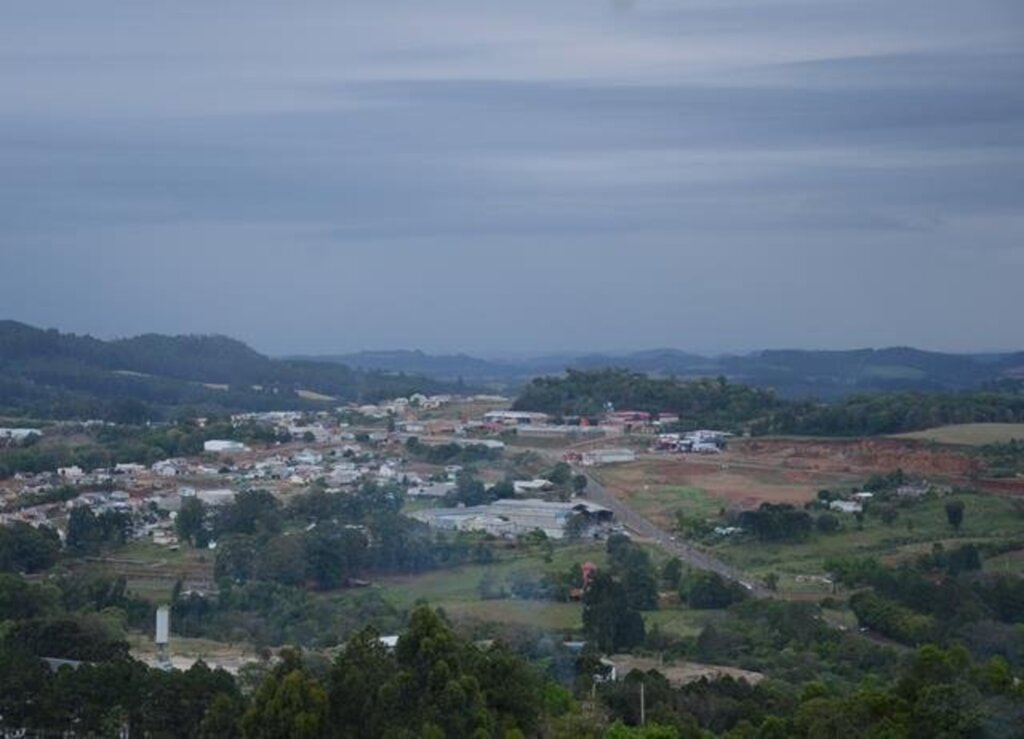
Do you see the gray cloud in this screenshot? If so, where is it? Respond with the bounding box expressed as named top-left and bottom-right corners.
top-left (1, 0), bottom-right (1022, 354)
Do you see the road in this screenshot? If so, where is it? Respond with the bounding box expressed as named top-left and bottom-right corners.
top-left (581, 472), bottom-right (766, 597)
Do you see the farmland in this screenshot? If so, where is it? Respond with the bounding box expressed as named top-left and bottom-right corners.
top-left (585, 436), bottom-right (1024, 598)
top-left (893, 422), bottom-right (1024, 446)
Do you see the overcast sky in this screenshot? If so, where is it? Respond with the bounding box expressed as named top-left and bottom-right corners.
top-left (2, 0), bottom-right (1022, 356)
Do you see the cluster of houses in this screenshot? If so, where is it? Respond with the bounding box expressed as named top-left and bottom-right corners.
top-left (0, 394), bottom-right (725, 547)
top-left (655, 430), bottom-right (730, 454)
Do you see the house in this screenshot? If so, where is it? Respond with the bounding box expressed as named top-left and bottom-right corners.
top-left (58, 465), bottom-right (85, 481)
top-left (829, 500), bottom-right (862, 514)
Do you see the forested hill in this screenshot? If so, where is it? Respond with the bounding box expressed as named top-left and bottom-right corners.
top-left (312, 346), bottom-right (1024, 399)
top-left (0, 321), bottom-right (458, 422)
top-left (513, 368), bottom-right (1024, 436)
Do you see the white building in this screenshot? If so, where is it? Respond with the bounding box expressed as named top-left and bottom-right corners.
top-left (829, 500), bottom-right (863, 514)
top-left (58, 465), bottom-right (85, 481)
top-left (203, 440), bottom-right (248, 454)
top-left (513, 479), bottom-right (554, 494)
top-left (0, 428), bottom-right (42, 442)
top-left (482, 410), bottom-right (548, 426)
top-left (581, 448), bottom-right (637, 467)
top-left (411, 498), bottom-right (614, 540)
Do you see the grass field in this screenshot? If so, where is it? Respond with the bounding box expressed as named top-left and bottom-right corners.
top-left (705, 493), bottom-right (1024, 592)
top-left (893, 423), bottom-right (1024, 446)
top-left (604, 483), bottom-right (722, 528)
top-left (984, 547), bottom-right (1024, 575)
top-left (328, 542), bottom-right (608, 633)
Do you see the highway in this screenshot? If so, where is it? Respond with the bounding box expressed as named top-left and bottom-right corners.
top-left (580, 472), bottom-right (765, 597)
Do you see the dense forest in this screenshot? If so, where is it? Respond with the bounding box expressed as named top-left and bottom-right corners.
top-left (0, 321), bottom-right (459, 422)
top-left (513, 369), bottom-right (1024, 436)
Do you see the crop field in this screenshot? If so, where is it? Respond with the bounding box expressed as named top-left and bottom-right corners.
top-left (893, 423), bottom-right (1024, 446)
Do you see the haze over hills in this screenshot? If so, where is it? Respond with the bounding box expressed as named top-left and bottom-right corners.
top-left (311, 347), bottom-right (1024, 399)
top-left (0, 321), bottom-right (460, 421)
top-left (4, 317), bottom-right (1024, 425)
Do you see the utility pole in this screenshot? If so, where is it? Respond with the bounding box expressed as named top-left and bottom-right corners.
top-left (640, 680), bottom-right (646, 726)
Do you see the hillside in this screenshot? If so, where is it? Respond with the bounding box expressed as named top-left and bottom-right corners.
top-left (312, 346), bottom-right (1024, 399)
top-left (0, 321), bottom-right (458, 421)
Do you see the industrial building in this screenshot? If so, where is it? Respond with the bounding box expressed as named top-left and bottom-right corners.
top-left (410, 498), bottom-right (615, 539)
top-left (203, 439), bottom-right (249, 454)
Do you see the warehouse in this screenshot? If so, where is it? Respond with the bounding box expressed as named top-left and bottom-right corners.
top-left (410, 498), bottom-right (614, 539)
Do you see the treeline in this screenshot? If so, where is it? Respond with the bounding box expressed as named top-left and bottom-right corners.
top-left (513, 368), bottom-right (1024, 436)
top-left (0, 320), bottom-right (459, 422)
top-left (827, 551), bottom-right (1024, 654)
top-left (598, 643), bottom-right (1019, 738)
top-left (760, 390), bottom-right (1024, 436)
top-left (0, 577), bottom-right (565, 739)
top-left (514, 369), bottom-right (781, 430)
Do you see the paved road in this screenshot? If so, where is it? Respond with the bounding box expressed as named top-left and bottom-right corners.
top-left (581, 472), bottom-right (766, 597)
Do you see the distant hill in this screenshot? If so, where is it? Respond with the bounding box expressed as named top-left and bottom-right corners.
top-left (0, 321), bottom-right (459, 422)
top-left (309, 346), bottom-right (1024, 399)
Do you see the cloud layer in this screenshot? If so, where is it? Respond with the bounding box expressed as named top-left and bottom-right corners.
top-left (2, 0), bottom-right (1022, 354)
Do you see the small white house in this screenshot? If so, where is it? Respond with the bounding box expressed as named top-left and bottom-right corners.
top-left (829, 500), bottom-right (863, 514)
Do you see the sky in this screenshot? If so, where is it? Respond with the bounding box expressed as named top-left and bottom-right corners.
top-left (1, 0), bottom-right (1023, 357)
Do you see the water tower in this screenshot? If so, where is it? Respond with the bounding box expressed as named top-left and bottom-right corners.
top-left (155, 605), bottom-right (171, 670)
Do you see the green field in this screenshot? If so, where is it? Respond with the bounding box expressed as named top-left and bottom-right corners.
top-left (341, 541), bottom-right (609, 630)
top-left (893, 423), bottom-right (1024, 446)
top-left (705, 493), bottom-right (1024, 593)
top-left (632, 485), bottom-right (723, 522)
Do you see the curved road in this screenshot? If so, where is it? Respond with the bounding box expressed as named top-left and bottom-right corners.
top-left (581, 472), bottom-right (766, 597)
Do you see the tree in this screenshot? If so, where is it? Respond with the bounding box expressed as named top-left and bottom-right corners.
top-left (815, 513), bottom-right (840, 534)
top-left (683, 572), bottom-right (746, 609)
top-left (945, 500), bottom-right (965, 533)
top-left (0, 522), bottom-right (60, 573)
top-left (327, 627), bottom-right (397, 737)
top-left (661, 558), bottom-right (683, 590)
top-left (176, 497), bottom-right (207, 547)
top-left (240, 669), bottom-right (327, 739)
top-left (549, 462), bottom-right (572, 486)
top-left (582, 572), bottom-right (646, 652)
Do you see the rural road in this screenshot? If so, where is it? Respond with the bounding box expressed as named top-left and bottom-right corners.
top-left (580, 472), bottom-right (765, 597)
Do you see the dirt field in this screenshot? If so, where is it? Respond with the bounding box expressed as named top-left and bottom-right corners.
top-left (593, 456), bottom-right (825, 526)
top-left (732, 437), bottom-right (982, 479)
top-left (591, 435), bottom-right (1024, 527)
